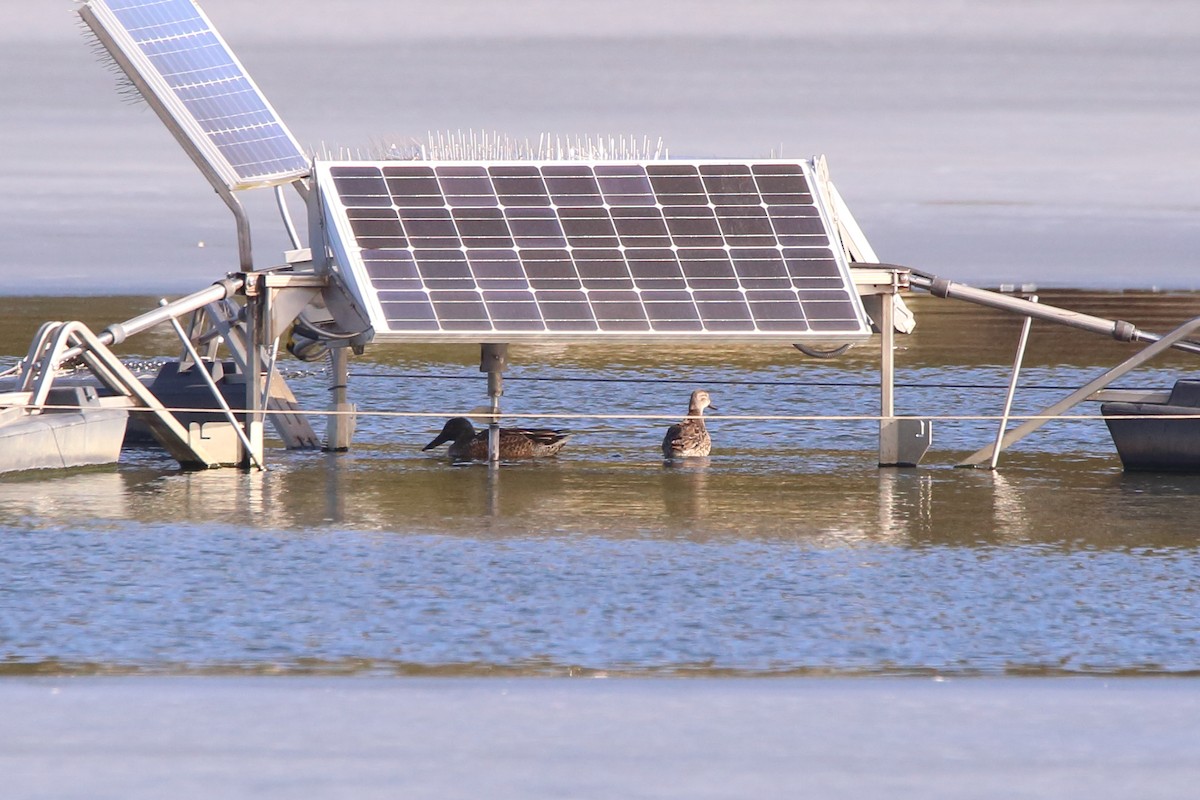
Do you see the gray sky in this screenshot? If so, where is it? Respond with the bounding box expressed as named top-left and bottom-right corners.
top-left (2, 0), bottom-right (1198, 291)
top-left (11, 0), bottom-right (1200, 42)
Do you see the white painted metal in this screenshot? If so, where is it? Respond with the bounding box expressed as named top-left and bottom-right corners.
top-left (990, 297), bottom-right (1037, 470)
top-left (19, 320), bottom-right (220, 468)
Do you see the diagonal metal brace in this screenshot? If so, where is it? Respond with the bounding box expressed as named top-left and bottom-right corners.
top-left (959, 315), bottom-right (1200, 467)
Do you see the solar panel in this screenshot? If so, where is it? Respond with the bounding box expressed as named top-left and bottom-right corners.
top-left (317, 160), bottom-right (872, 342)
top-left (79, 0), bottom-right (309, 191)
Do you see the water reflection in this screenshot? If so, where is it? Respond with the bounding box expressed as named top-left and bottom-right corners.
top-left (876, 469), bottom-right (933, 544)
top-left (4, 445), bottom-right (1197, 551)
top-left (989, 471), bottom-right (1032, 541)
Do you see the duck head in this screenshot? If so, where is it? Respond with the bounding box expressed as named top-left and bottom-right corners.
top-left (422, 417), bottom-right (477, 450)
top-left (688, 389), bottom-right (715, 414)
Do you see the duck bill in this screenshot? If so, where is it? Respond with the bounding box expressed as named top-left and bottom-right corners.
top-left (422, 433), bottom-right (452, 451)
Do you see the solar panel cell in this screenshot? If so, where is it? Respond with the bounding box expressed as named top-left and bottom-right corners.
top-left (506, 208), bottom-right (567, 248)
top-left (596, 165), bottom-right (656, 206)
top-left (662, 206), bottom-right (724, 247)
top-left (694, 290), bottom-right (755, 332)
top-left (400, 209), bottom-right (459, 248)
top-left (590, 290), bottom-right (652, 332)
top-left (626, 248), bottom-right (686, 290)
top-left (429, 291), bottom-right (490, 331)
top-left (769, 206), bottom-right (829, 246)
top-left (482, 290), bottom-right (544, 330)
top-left (560, 208), bottom-right (620, 249)
top-left (543, 165), bottom-right (605, 207)
top-left (715, 206), bottom-right (777, 246)
top-left (677, 248), bottom-right (740, 289)
top-left (731, 249), bottom-right (791, 288)
top-left (611, 207), bottom-right (672, 248)
top-left (747, 290), bottom-right (809, 332)
top-left (414, 249), bottom-right (472, 289)
top-left (362, 248), bottom-right (420, 280)
top-left (538, 291), bottom-right (598, 331)
top-left (378, 293), bottom-right (439, 331)
top-left (521, 250), bottom-right (581, 290)
top-left (699, 165), bottom-right (761, 206)
top-left (435, 166), bottom-right (497, 207)
top-left (643, 291), bottom-right (703, 331)
top-left (574, 251), bottom-right (636, 290)
top-left (468, 249), bottom-right (528, 289)
top-left (490, 166), bottom-right (551, 207)
top-left (646, 164), bottom-right (707, 206)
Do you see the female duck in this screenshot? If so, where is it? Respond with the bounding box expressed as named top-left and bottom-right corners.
top-left (422, 417), bottom-right (571, 461)
top-left (662, 389), bottom-right (715, 459)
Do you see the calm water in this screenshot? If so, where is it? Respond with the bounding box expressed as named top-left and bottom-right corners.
top-left (3, 291), bottom-right (1200, 676)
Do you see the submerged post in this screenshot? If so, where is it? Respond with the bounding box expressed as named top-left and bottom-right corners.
top-left (326, 347), bottom-right (354, 451)
top-left (480, 344), bottom-right (508, 464)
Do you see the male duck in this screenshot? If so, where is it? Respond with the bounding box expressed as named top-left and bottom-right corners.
top-left (662, 389), bottom-right (715, 459)
top-left (422, 417), bottom-right (571, 461)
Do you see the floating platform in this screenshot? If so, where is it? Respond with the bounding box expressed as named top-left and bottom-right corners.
top-left (1102, 380), bottom-right (1200, 472)
top-left (120, 361), bottom-right (245, 445)
top-left (0, 386), bottom-right (128, 473)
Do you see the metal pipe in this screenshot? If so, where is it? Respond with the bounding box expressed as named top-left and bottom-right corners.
top-left (243, 281), bottom-right (266, 468)
top-left (218, 188), bottom-right (255, 272)
top-left (480, 344), bottom-right (508, 465)
top-left (906, 268), bottom-right (1200, 356)
top-left (275, 184), bottom-right (302, 250)
top-left (98, 277), bottom-right (244, 351)
top-left (487, 371), bottom-right (502, 464)
top-left (991, 296), bottom-right (1037, 469)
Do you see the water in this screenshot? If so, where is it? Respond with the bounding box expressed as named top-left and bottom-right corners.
top-left (3, 291), bottom-right (1200, 677)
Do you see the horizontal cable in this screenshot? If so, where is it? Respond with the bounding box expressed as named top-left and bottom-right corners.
top-left (7, 402), bottom-right (1200, 423)
top-left (354, 371), bottom-right (1137, 393)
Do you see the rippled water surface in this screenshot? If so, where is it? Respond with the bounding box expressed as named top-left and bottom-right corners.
top-left (3, 292), bottom-right (1200, 676)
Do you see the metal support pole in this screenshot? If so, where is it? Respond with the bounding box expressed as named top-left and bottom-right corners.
top-left (325, 347), bottom-right (355, 451)
top-left (990, 296), bottom-right (1037, 470)
top-left (487, 371), bottom-right (503, 463)
top-left (480, 344), bottom-right (509, 465)
top-left (243, 276), bottom-right (265, 469)
top-left (878, 292), bottom-right (895, 464)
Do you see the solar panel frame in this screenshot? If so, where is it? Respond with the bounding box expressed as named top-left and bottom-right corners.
top-left (80, 0), bottom-right (309, 191)
top-left (318, 159), bottom-right (872, 344)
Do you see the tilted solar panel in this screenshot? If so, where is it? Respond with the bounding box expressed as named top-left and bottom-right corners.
top-left (80, 0), bottom-right (309, 190)
top-left (317, 160), bottom-right (871, 342)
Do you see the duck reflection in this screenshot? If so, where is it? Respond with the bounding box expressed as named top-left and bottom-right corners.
top-left (660, 459), bottom-right (711, 520)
